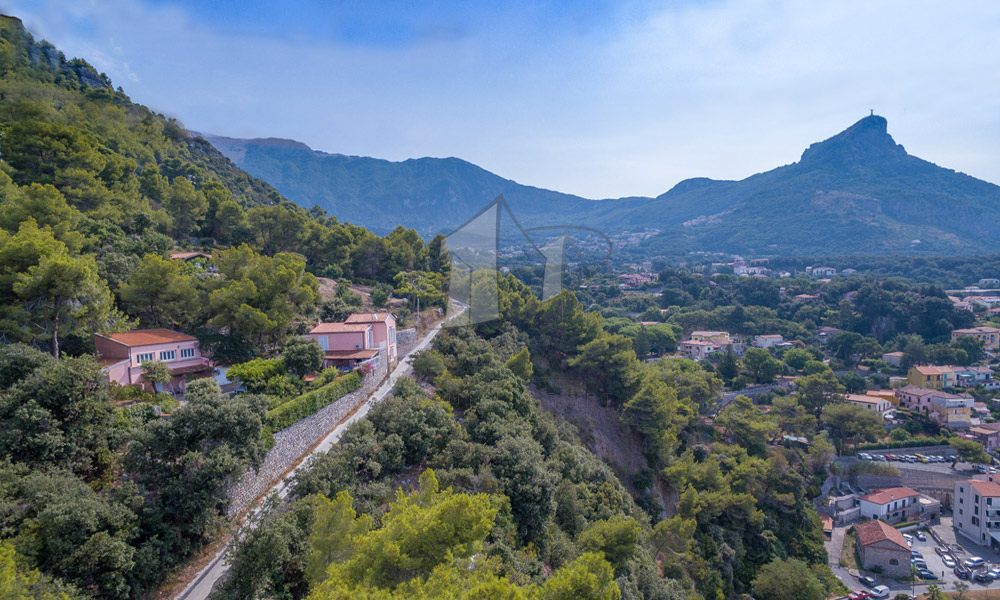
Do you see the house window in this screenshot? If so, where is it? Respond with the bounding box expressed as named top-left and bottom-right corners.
top-left (889, 559), bottom-right (898, 565)
top-left (367, 330), bottom-right (373, 348)
top-left (180, 348), bottom-right (195, 359)
top-left (390, 327), bottom-right (396, 344)
top-left (137, 352), bottom-right (154, 364)
top-left (160, 350), bottom-right (176, 361)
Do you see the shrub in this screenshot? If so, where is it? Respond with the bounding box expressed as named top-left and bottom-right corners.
top-left (228, 357), bottom-right (286, 393)
top-left (266, 372), bottom-right (362, 430)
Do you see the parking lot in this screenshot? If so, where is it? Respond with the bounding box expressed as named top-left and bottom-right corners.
top-left (839, 519), bottom-right (1000, 596)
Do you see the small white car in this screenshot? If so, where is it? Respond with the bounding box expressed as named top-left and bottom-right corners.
top-left (870, 585), bottom-right (890, 599)
top-left (943, 556), bottom-right (956, 568)
top-left (965, 556), bottom-right (986, 569)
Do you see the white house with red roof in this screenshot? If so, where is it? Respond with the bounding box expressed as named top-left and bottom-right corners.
top-left (94, 329), bottom-right (212, 393)
top-left (858, 487), bottom-right (921, 523)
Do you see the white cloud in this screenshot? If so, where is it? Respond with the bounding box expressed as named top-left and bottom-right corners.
top-left (3, 0), bottom-right (1000, 198)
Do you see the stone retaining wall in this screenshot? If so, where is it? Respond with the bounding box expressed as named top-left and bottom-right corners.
top-left (397, 328), bottom-right (418, 346)
top-left (226, 351), bottom-right (389, 516)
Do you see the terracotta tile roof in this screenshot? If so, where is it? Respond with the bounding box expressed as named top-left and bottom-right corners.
top-left (913, 365), bottom-right (948, 375)
top-left (954, 327), bottom-right (1000, 335)
top-left (104, 329), bottom-right (197, 347)
top-left (309, 323), bottom-right (371, 334)
top-left (969, 426), bottom-right (999, 436)
top-left (859, 487), bottom-right (919, 505)
top-left (846, 394), bottom-right (886, 404)
top-left (970, 480), bottom-right (1000, 497)
top-left (345, 312), bottom-right (394, 324)
top-left (854, 519), bottom-right (908, 550)
top-left (323, 349), bottom-right (379, 360)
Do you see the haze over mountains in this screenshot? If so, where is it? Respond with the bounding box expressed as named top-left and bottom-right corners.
top-left (207, 115), bottom-right (1000, 255)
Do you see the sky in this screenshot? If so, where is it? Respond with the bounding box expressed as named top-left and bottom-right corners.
top-left (5, 0), bottom-right (1000, 199)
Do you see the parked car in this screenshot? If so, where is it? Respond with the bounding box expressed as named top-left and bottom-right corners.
top-left (934, 546), bottom-right (946, 555)
top-left (966, 556), bottom-right (986, 569)
top-left (858, 453), bottom-right (871, 460)
top-left (918, 569), bottom-right (938, 580)
top-left (915, 531), bottom-right (926, 541)
top-left (911, 558), bottom-right (927, 569)
top-left (977, 464), bottom-right (989, 474)
top-left (885, 454), bottom-right (896, 461)
top-left (955, 564), bottom-right (971, 579)
top-left (910, 550), bottom-right (922, 559)
top-left (870, 586), bottom-right (890, 599)
top-left (989, 566), bottom-right (1000, 580)
top-left (974, 570), bottom-right (993, 583)
top-left (848, 591), bottom-right (871, 600)
top-left (858, 575), bottom-right (876, 587)
top-left (943, 556), bottom-right (957, 568)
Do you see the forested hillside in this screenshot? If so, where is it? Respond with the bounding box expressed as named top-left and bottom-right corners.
top-left (0, 15), bottom-right (447, 599)
top-left (218, 278), bottom-right (844, 600)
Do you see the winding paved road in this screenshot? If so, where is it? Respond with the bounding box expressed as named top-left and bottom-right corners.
top-left (174, 306), bottom-right (463, 600)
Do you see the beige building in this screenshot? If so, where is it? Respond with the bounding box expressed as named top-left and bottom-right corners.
top-left (952, 327), bottom-right (1000, 352)
top-left (855, 519), bottom-right (911, 578)
top-left (845, 394), bottom-right (892, 415)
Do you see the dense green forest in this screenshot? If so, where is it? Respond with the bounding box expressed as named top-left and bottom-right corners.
top-left (219, 278), bottom-right (845, 600)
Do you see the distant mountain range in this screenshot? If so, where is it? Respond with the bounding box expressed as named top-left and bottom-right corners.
top-left (206, 116), bottom-right (1000, 255)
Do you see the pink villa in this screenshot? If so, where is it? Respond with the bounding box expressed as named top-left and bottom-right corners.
top-left (345, 312), bottom-right (397, 364)
top-left (94, 329), bottom-right (213, 393)
top-left (304, 322), bottom-right (380, 369)
top-left (305, 312), bottom-right (398, 370)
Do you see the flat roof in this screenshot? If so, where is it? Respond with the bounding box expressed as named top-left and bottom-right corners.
top-left (102, 329), bottom-right (197, 347)
top-left (310, 322), bottom-right (371, 334)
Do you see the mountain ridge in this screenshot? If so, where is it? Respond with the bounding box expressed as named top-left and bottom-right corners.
top-left (208, 115), bottom-right (1000, 255)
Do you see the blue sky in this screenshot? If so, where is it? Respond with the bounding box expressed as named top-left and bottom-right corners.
top-left (5, 0), bottom-right (1000, 198)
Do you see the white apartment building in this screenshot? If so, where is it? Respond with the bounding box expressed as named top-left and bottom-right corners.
top-left (954, 477), bottom-right (1000, 549)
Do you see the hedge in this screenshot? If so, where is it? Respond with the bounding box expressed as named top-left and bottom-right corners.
top-left (266, 372), bottom-right (362, 431)
top-left (855, 436), bottom-right (952, 452)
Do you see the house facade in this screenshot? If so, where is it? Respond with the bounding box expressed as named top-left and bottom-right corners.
top-left (952, 327), bottom-right (1000, 352)
top-left (846, 394), bottom-right (892, 415)
top-left (752, 334), bottom-right (784, 349)
top-left (858, 487), bottom-right (921, 524)
top-left (881, 351), bottom-right (904, 367)
top-left (679, 339), bottom-right (724, 361)
top-left (908, 365), bottom-right (953, 390)
top-left (954, 478), bottom-right (1000, 549)
top-left (969, 425), bottom-right (1000, 452)
top-left (345, 312), bottom-right (398, 364)
top-left (94, 329), bottom-right (212, 393)
top-left (929, 394), bottom-right (974, 428)
top-left (304, 322), bottom-right (379, 369)
top-left (854, 519), bottom-right (911, 578)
